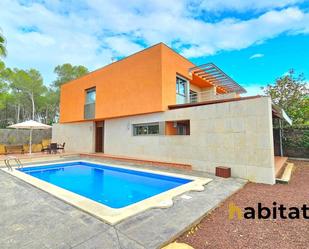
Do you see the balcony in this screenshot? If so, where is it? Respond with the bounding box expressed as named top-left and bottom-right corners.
top-left (189, 91), bottom-right (238, 104)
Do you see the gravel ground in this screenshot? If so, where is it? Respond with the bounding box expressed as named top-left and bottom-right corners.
top-left (177, 160), bottom-right (309, 249)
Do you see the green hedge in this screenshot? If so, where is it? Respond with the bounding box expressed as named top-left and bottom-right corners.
top-left (282, 126), bottom-right (309, 158)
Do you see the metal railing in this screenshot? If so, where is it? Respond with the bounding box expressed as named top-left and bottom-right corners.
top-left (4, 156), bottom-right (23, 171)
top-left (189, 91), bottom-right (237, 103)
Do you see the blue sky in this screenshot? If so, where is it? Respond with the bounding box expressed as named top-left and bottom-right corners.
top-left (0, 0), bottom-right (309, 96)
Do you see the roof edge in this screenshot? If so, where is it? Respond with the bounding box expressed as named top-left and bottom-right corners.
top-left (168, 95), bottom-right (263, 110)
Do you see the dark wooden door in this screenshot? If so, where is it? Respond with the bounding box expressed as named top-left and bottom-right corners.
top-left (95, 121), bottom-right (104, 152)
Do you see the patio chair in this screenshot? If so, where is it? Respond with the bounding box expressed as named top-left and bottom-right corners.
top-left (49, 143), bottom-right (58, 154)
top-left (57, 142), bottom-right (65, 153)
top-left (41, 145), bottom-right (50, 153)
top-left (41, 139), bottom-right (51, 153)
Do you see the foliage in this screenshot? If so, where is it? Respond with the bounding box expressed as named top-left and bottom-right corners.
top-left (262, 69), bottom-right (309, 125)
top-left (0, 30), bottom-right (89, 127)
top-left (7, 135), bottom-right (16, 145)
top-left (283, 126), bottom-right (309, 149)
top-left (0, 30), bottom-right (6, 58)
top-left (0, 62), bottom-right (88, 127)
top-left (50, 63), bottom-right (89, 122)
top-left (53, 63), bottom-right (89, 88)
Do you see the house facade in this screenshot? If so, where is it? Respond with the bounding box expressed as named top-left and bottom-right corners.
top-left (53, 43), bottom-right (287, 184)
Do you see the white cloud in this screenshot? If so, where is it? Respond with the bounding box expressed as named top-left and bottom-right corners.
top-left (250, 53), bottom-right (264, 59)
top-left (104, 36), bottom-right (144, 57)
top-left (181, 7), bottom-right (309, 57)
top-left (196, 0), bottom-right (305, 13)
top-left (0, 0), bottom-right (308, 84)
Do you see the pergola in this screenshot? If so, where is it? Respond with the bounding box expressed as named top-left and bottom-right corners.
top-left (189, 63), bottom-right (247, 94)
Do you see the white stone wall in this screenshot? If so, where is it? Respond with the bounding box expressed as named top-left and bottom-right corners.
top-left (104, 97), bottom-right (275, 184)
top-left (52, 122), bottom-right (95, 153)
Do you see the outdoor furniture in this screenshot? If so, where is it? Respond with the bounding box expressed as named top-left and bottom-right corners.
top-left (48, 143), bottom-right (58, 154)
top-left (57, 142), bottom-right (65, 153)
top-left (216, 166), bottom-right (231, 178)
top-left (5, 145), bottom-right (24, 155)
top-left (8, 120), bottom-right (52, 155)
top-left (41, 139), bottom-right (51, 153)
top-left (41, 146), bottom-right (50, 153)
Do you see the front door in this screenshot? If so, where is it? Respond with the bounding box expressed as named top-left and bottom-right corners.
top-left (95, 121), bottom-right (104, 153)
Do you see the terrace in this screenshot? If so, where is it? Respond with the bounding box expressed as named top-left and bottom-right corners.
top-left (177, 63), bottom-right (247, 105)
top-left (0, 154), bottom-right (246, 249)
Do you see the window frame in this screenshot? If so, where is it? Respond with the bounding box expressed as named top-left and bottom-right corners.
top-left (133, 122), bottom-right (160, 136)
top-left (85, 87), bottom-right (96, 105)
top-left (176, 76), bottom-right (188, 97)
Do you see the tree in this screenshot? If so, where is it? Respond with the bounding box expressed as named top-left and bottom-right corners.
top-left (0, 62), bottom-right (10, 109)
top-left (9, 68), bottom-right (46, 120)
top-left (53, 63), bottom-right (89, 88)
top-left (37, 88), bottom-right (59, 124)
top-left (0, 62), bottom-right (89, 126)
top-left (262, 69), bottom-right (309, 125)
top-left (50, 63), bottom-right (89, 121)
top-left (0, 30), bottom-right (6, 58)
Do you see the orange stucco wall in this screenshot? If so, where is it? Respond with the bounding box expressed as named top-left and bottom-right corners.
top-left (60, 44), bottom-right (164, 123)
top-left (59, 43), bottom-right (229, 123)
top-left (161, 44), bottom-right (195, 109)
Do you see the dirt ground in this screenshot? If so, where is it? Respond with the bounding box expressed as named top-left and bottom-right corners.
top-left (177, 160), bottom-right (309, 249)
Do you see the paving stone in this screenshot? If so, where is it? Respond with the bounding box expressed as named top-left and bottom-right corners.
top-left (72, 227), bottom-right (120, 249)
top-left (117, 231), bottom-right (146, 249)
top-left (0, 163), bottom-right (246, 249)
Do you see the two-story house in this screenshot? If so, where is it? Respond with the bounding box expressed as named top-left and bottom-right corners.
top-left (53, 43), bottom-right (291, 184)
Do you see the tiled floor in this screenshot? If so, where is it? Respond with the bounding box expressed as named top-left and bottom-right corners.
top-left (0, 158), bottom-right (246, 249)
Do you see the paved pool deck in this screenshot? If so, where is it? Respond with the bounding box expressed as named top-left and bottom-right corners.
top-left (0, 158), bottom-right (246, 249)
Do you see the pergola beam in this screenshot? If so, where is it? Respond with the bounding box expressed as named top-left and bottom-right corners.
top-left (189, 63), bottom-right (246, 94)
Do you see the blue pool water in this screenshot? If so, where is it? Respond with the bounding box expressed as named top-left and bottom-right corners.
top-left (19, 161), bottom-right (192, 208)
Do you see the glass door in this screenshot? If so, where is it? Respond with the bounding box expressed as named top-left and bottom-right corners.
top-left (176, 76), bottom-right (189, 104)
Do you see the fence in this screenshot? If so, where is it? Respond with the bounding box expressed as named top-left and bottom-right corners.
top-left (0, 129), bottom-right (52, 145)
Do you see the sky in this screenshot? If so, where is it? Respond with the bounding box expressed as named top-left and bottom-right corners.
top-left (0, 0), bottom-right (309, 96)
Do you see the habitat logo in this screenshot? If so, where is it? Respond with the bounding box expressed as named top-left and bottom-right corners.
top-left (229, 202), bottom-right (309, 220)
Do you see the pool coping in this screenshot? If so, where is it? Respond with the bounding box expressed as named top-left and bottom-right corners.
top-left (1, 160), bottom-right (212, 225)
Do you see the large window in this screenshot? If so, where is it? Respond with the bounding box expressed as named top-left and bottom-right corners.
top-left (84, 88), bottom-right (96, 119)
top-left (176, 76), bottom-right (187, 97)
top-left (85, 88), bottom-right (96, 104)
top-left (133, 122), bottom-right (160, 136)
top-left (176, 76), bottom-right (188, 104)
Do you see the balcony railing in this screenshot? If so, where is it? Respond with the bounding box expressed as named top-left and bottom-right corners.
top-left (84, 103), bottom-right (95, 119)
top-left (189, 91), bottom-right (237, 104)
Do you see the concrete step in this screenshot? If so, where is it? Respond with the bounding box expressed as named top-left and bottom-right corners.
top-left (276, 162), bottom-right (294, 184)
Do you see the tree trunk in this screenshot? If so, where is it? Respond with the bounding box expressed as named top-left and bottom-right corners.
top-left (17, 104), bottom-right (20, 123)
top-left (29, 92), bottom-right (35, 120)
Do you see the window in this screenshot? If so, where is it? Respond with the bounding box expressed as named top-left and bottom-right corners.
top-left (133, 122), bottom-right (160, 136)
top-left (190, 90), bottom-right (198, 103)
top-left (84, 88), bottom-right (96, 119)
top-left (176, 76), bottom-right (187, 97)
top-left (165, 120), bottom-right (190, 135)
top-left (85, 88), bottom-right (96, 104)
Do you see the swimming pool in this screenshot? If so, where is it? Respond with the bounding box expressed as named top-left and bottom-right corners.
top-left (19, 161), bottom-right (192, 208)
top-left (5, 160), bottom-right (211, 224)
